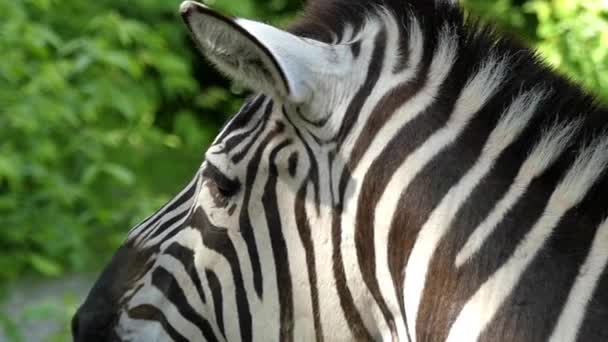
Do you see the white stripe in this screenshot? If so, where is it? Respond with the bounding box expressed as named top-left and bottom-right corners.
top-left (211, 95), bottom-right (266, 147)
top-left (159, 243), bottom-right (226, 341)
top-left (331, 14), bottom-right (424, 206)
top-left (227, 114), bottom-right (266, 159)
top-left (336, 14), bottom-right (430, 340)
top-left (127, 284), bottom-right (207, 341)
top-left (306, 148), bottom-right (361, 341)
top-left (401, 55), bottom-right (508, 341)
top-left (371, 22), bottom-right (426, 341)
top-left (455, 119), bottom-right (580, 267)
top-left (447, 135), bottom-right (608, 342)
top-left (370, 24), bottom-right (458, 341)
top-left (274, 147), bottom-right (317, 340)
top-left (140, 206), bottom-right (197, 249)
top-left (549, 217), bottom-right (608, 342)
top-left (244, 140), bottom-right (282, 338)
top-left (340, 19), bottom-right (454, 340)
top-left (129, 174), bottom-right (201, 240)
top-left (139, 192), bottom-right (200, 248)
top-left (189, 228), bottom-right (243, 342)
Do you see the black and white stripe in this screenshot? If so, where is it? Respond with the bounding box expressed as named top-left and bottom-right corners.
top-left (74, 1), bottom-right (608, 341)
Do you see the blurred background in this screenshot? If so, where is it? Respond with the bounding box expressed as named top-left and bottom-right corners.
top-left (0, 0), bottom-right (606, 340)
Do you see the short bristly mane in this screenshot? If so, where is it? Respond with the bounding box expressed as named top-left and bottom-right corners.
top-left (290, 0), bottom-right (605, 120)
top-left (286, 0), bottom-right (608, 175)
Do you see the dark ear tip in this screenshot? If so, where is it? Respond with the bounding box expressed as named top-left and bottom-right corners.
top-left (179, 1), bottom-right (195, 16)
top-left (179, 1), bottom-right (209, 17)
top-left (180, 1), bottom-right (235, 26)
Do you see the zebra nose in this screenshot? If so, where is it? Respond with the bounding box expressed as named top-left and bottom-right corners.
top-left (71, 307), bottom-right (116, 342)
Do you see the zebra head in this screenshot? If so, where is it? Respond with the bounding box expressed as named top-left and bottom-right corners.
top-left (77, 0), bottom-right (608, 341)
top-left (73, 1), bottom-right (426, 341)
top-left (72, 0), bottom-right (608, 340)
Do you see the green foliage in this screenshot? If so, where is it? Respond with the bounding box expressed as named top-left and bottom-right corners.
top-left (1, 0), bottom-right (202, 284)
top-left (530, 1), bottom-right (608, 102)
top-left (0, 0), bottom-right (301, 288)
top-left (0, 0), bottom-right (606, 302)
top-left (464, 0), bottom-right (608, 103)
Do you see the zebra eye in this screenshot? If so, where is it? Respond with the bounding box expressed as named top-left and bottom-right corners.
top-left (214, 179), bottom-right (240, 198)
top-left (203, 163), bottom-right (241, 198)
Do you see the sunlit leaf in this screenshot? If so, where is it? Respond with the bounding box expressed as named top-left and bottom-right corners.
top-left (102, 163), bottom-right (136, 186)
top-left (28, 254), bottom-right (63, 277)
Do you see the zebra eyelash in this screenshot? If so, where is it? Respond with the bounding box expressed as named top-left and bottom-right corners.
top-left (203, 162), bottom-right (241, 197)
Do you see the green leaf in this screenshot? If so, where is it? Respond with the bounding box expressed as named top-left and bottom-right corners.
top-left (28, 254), bottom-right (63, 277)
top-left (102, 163), bottom-right (136, 186)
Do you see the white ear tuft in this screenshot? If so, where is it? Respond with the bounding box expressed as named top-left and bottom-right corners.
top-left (179, 1), bottom-right (341, 103)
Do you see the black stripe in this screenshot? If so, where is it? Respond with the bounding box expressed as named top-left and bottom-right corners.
top-left (416, 107), bottom-right (548, 339)
top-left (577, 265), bottom-right (608, 341)
top-left (263, 140), bottom-right (294, 341)
top-left (146, 208), bottom-right (191, 241)
top-left (191, 207), bottom-right (252, 342)
top-left (350, 41), bottom-right (361, 58)
top-left (365, 62), bottom-right (460, 339)
top-left (288, 152), bottom-right (298, 178)
top-left (220, 118), bottom-right (263, 155)
top-left (393, 21), bottom-right (411, 73)
top-left (231, 101), bottom-right (274, 163)
top-left (335, 28), bottom-right (387, 147)
top-left (427, 151), bottom-right (574, 341)
top-left (216, 95), bottom-right (266, 145)
top-left (330, 28), bottom-right (388, 341)
top-left (481, 173), bottom-right (608, 340)
top-left (344, 20), bottom-right (453, 336)
top-left (239, 124), bottom-right (285, 298)
top-left (164, 242), bottom-right (207, 304)
top-left (151, 267), bottom-right (219, 342)
top-left (341, 14), bottom-right (441, 335)
top-left (128, 304), bottom-right (189, 342)
top-left (136, 178), bottom-right (198, 241)
top-left (294, 183), bottom-right (324, 341)
top-left (205, 269), bottom-right (226, 339)
top-left (284, 110), bottom-right (321, 212)
top-left (331, 208), bottom-right (374, 340)
top-left (401, 82), bottom-right (514, 339)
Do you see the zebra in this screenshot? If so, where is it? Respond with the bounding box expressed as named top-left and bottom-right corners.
top-left (72, 0), bottom-right (608, 341)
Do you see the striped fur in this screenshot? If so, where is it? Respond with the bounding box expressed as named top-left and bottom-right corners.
top-left (74, 1), bottom-right (608, 341)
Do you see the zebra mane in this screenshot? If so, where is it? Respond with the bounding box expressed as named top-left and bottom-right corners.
top-left (290, 0), bottom-right (607, 138)
top-left (289, 0), bottom-right (464, 42)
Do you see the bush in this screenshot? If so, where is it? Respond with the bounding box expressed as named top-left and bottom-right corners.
top-left (0, 0), bottom-right (299, 286)
top-left (0, 0), bottom-right (201, 282)
top-left (464, 0), bottom-right (608, 103)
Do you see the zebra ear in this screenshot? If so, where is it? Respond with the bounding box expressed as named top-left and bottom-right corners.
top-left (180, 1), bottom-right (332, 103)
